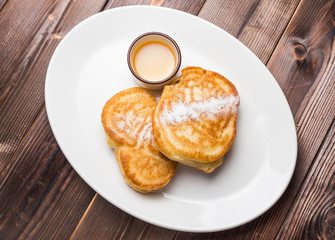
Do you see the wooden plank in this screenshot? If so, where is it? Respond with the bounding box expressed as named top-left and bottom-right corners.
top-left (276, 121), bottom-right (335, 239)
top-left (0, 109), bottom-right (96, 240)
top-left (198, 0), bottom-right (301, 63)
top-left (0, 0), bottom-right (108, 239)
top-left (69, 195), bottom-right (177, 240)
top-left (268, 0), bottom-right (335, 115)
top-left (0, 0), bottom-right (71, 171)
top-left (176, 0), bottom-right (335, 239)
top-left (0, 0), bottom-right (108, 173)
top-left (0, 0), bottom-right (8, 12)
top-left (0, 0), bottom-right (67, 98)
top-left (104, 0), bottom-right (206, 14)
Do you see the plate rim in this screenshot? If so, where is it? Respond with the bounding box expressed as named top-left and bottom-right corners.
top-left (45, 5), bottom-right (298, 232)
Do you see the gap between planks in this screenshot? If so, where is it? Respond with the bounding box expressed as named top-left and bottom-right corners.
top-left (265, 0), bottom-right (304, 65)
top-left (68, 193), bottom-right (98, 240)
top-left (0, 0), bottom-right (9, 13)
top-left (101, 0), bottom-right (114, 11)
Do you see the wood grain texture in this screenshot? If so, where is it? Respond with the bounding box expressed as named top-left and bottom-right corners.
top-left (198, 0), bottom-right (301, 63)
top-left (69, 195), bottom-right (177, 240)
top-left (104, 0), bottom-right (206, 14)
top-left (0, 0), bottom-right (65, 97)
top-left (0, 0), bottom-right (108, 173)
top-left (0, 0), bottom-right (108, 239)
top-left (0, 0), bottom-right (8, 12)
top-left (0, 0), bottom-right (69, 170)
top-left (277, 121), bottom-right (335, 239)
top-left (0, 109), bottom-right (96, 240)
top-left (268, 0), bottom-right (335, 115)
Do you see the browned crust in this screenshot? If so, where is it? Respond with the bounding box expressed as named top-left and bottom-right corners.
top-left (101, 87), bottom-right (177, 193)
top-left (152, 67), bottom-right (239, 172)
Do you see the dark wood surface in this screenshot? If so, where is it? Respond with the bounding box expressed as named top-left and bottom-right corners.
top-left (0, 0), bottom-right (334, 239)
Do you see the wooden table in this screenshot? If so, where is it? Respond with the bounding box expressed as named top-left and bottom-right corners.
top-left (0, 0), bottom-right (334, 239)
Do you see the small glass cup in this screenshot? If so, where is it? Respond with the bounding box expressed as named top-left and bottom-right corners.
top-left (127, 32), bottom-right (181, 90)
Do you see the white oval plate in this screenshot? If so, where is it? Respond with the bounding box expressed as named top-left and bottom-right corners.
top-left (45, 6), bottom-right (297, 232)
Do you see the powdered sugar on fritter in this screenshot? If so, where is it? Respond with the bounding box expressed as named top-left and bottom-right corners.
top-left (113, 116), bottom-right (152, 141)
top-left (161, 95), bottom-right (239, 125)
top-left (138, 122), bottom-right (153, 141)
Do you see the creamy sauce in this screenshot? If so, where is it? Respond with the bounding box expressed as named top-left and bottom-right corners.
top-left (133, 41), bottom-right (176, 82)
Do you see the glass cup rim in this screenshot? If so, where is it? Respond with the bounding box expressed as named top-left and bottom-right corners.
top-left (127, 32), bottom-right (182, 85)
